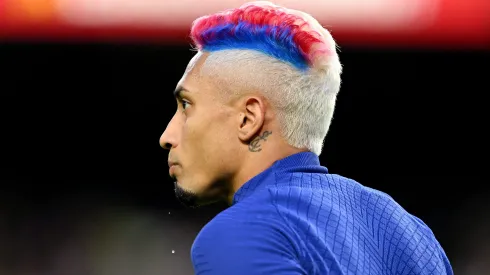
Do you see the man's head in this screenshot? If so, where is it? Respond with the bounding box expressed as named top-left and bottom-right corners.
top-left (160, 1), bottom-right (342, 207)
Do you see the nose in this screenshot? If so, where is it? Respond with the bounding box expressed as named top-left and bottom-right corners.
top-left (160, 114), bottom-right (180, 150)
top-left (160, 135), bottom-right (172, 150)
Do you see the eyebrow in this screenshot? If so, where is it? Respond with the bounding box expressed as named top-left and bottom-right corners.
top-left (173, 86), bottom-right (188, 99)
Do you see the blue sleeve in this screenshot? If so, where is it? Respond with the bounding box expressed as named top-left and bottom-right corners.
top-left (410, 215), bottom-right (454, 275)
top-left (191, 216), bottom-right (306, 275)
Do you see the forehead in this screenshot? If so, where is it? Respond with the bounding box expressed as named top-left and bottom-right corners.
top-left (176, 52), bottom-right (216, 96)
top-left (184, 51), bottom-right (206, 75)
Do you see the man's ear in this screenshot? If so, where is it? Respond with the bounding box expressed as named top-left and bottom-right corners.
top-left (237, 96), bottom-right (266, 142)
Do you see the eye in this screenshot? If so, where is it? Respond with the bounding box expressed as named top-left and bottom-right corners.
top-left (181, 100), bottom-right (191, 111)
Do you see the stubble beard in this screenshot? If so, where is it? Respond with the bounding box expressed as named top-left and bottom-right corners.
top-left (173, 181), bottom-right (201, 208)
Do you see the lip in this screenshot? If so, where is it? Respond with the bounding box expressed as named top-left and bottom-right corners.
top-left (169, 165), bottom-right (177, 175)
top-left (168, 163), bottom-right (179, 176)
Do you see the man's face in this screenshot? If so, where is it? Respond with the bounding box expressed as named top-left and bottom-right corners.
top-left (160, 53), bottom-right (240, 207)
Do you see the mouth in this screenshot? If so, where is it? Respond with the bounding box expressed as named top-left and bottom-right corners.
top-left (168, 158), bottom-right (179, 177)
top-left (169, 164), bottom-right (177, 174)
top-left (169, 164), bottom-right (180, 177)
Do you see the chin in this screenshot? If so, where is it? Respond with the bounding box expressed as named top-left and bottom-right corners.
top-left (174, 181), bottom-right (222, 208)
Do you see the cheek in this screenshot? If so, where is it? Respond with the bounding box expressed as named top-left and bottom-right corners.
top-left (184, 112), bottom-right (233, 164)
top-left (179, 116), bottom-right (220, 190)
top-left (181, 113), bottom-right (214, 164)
top-left (183, 107), bottom-right (225, 145)
top-left (184, 103), bottom-right (236, 150)
top-left (179, 110), bottom-right (240, 194)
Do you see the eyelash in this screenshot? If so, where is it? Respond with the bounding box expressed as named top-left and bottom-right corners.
top-left (181, 100), bottom-right (190, 111)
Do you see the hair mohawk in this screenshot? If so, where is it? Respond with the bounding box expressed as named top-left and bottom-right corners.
top-left (190, 1), bottom-right (335, 71)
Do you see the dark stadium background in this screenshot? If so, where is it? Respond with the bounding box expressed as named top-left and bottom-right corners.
top-left (1, 1), bottom-right (489, 274)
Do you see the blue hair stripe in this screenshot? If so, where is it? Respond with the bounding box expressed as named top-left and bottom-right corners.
top-left (200, 22), bottom-right (309, 71)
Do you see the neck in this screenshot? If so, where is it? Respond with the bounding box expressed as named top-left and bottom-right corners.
top-left (226, 139), bottom-right (308, 204)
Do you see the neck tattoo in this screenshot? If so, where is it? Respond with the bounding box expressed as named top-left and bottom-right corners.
top-left (249, 131), bottom-right (272, 152)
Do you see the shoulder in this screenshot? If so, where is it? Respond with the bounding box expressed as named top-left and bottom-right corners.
top-left (191, 190), bottom-right (305, 274)
top-left (193, 189), bottom-right (290, 246)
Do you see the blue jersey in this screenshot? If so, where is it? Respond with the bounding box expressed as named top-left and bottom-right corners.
top-left (191, 152), bottom-right (453, 275)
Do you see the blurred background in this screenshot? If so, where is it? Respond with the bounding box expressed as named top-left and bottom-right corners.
top-left (0, 0), bottom-right (489, 274)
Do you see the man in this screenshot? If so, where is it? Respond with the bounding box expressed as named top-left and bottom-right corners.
top-left (160, 2), bottom-right (453, 274)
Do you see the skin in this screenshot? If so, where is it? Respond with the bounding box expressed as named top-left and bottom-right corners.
top-left (159, 51), bottom-right (306, 207)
